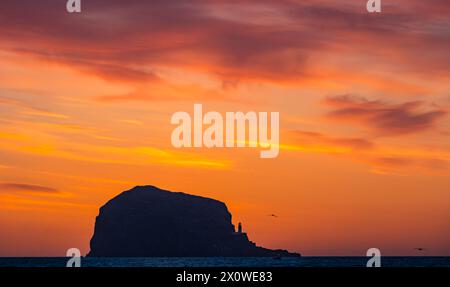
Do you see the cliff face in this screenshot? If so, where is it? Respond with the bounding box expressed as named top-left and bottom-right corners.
top-left (88, 185), bottom-right (300, 257)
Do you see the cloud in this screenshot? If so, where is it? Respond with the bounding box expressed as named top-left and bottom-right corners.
top-left (288, 130), bottom-right (374, 151)
top-left (0, 96), bottom-right (69, 119)
top-left (323, 95), bottom-right (447, 135)
top-left (0, 183), bottom-right (59, 193)
top-left (371, 156), bottom-right (449, 175)
top-left (283, 129), bottom-right (450, 175)
top-left (0, 0), bottom-right (448, 92)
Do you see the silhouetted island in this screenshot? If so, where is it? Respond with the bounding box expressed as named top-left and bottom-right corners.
top-left (88, 185), bottom-right (301, 257)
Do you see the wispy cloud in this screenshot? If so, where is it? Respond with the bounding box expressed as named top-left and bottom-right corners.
top-left (0, 127), bottom-right (232, 170)
top-left (370, 156), bottom-right (449, 175)
top-left (282, 129), bottom-right (450, 175)
top-left (288, 130), bottom-right (375, 151)
top-left (0, 96), bottom-right (69, 119)
top-left (0, 182), bottom-right (59, 193)
top-left (323, 95), bottom-right (447, 135)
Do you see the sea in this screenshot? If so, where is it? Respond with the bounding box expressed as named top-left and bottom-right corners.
top-left (0, 257), bottom-right (449, 267)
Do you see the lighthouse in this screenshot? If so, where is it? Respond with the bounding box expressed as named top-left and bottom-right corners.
top-left (237, 222), bottom-right (242, 234)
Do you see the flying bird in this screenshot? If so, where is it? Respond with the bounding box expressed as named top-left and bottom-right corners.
top-left (414, 248), bottom-right (427, 252)
top-left (268, 214), bottom-right (278, 218)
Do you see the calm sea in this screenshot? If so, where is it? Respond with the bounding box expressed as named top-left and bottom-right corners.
top-left (0, 257), bottom-right (449, 267)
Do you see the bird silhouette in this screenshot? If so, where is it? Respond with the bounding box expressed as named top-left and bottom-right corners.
top-left (268, 214), bottom-right (278, 218)
top-left (414, 248), bottom-right (427, 252)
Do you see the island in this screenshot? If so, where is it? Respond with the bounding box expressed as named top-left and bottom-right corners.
top-left (87, 185), bottom-right (301, 257)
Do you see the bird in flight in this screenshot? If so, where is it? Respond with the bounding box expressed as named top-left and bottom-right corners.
top-left (414, 248), bottom-right (427, 252)
top-left (268, 214), bottom-right (278, 218)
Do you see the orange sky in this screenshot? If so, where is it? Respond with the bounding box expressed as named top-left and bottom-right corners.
top-left (0, 0), bottom-right (449, 256)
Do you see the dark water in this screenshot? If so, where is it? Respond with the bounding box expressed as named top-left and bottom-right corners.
top-left (0, 257), bottom-right (449, 267)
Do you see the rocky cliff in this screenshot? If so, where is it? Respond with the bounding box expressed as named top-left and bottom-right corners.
top-left (88, 185), bottom-right (300, 257)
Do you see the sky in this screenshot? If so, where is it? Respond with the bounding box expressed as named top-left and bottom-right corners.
top-left (0, 0), bottom-right (449, 256)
